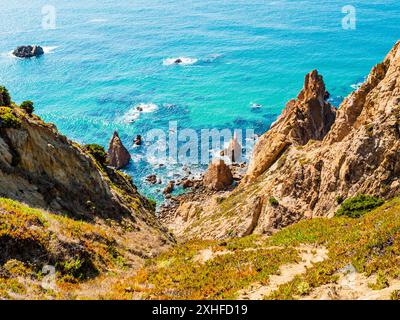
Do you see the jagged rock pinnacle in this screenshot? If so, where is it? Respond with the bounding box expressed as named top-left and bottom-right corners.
top-left (108, 131), bottom-right (131, 169)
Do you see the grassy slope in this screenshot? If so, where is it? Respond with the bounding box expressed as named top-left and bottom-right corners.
top-left (1, 196), bottom-right (399, 300)
top-left (107, 197), bottom-right (400, 300)
top-left (0, 198), bottom-right (137, 299)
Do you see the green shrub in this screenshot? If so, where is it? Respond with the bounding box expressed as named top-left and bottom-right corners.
top-left (336, 194), bottom-right (384, 218)
top-left (59, 257), bottom-right (98, 281)
top-left (147, 198), bottom-right (157, 211)
top-left (0, 86), bottom-right (11, 106)
top-left (391, 290), bottom-right (400, 300)
top-left (269, 196), bottom-right (279, 207)
top-left (20, 100), bottom-right (34, 114)
top-left (84, 144), bottom-right (107, 165)
top-left (0, 108), bottom-right (21, 129)
top-left (368, 271), bottom-right (389, 290)
top-left (297, 281), bottom-right (311, 296)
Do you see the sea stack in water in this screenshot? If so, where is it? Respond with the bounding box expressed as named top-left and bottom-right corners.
top-left (13, 45), bottom-right (44, 58)
top-left (108, 131), bottom-right (131, 169)
top-left (224, 132), bottom-right (242, 163)
top-left (203, 159), bottom-right (233, 191)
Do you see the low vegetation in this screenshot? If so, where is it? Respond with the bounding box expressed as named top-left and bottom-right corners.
top-left (335, 194), bottom-right (384, 218)
top-left (1, 194), bottom-right (399, 300)
top-left (269, 196), bottom-right (279, 207)
top-left (266, 197), bottom-right (400, 299)
top-left (105, 196), bottom-right (400, 300)
top-left (0, 198), bottom-right (129, 299)
top-left (83, 144), bottom-right (108, 166)
top-left (0, 86), bottom-right (35, 128)
top-left (391, 290), bottom-right (400, 300)
top-left (109, 240), bottom-right (300, 300)
top-left (0, 107), bottom-right (21, 129)
top-left (0, 86), bottom-right (11, 106)
top-left (20, 100), bottom-right (34, 114)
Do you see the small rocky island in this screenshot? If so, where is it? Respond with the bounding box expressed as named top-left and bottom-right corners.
top-left (13, 45), bottom-right (44, 58)
top-left (108, 131), bottom-right (131, 169)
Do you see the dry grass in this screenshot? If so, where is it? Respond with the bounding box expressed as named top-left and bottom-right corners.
top-left (265, 198), bottom-right (400, 299)
top-left (0, 198), bottom-right (130, 299)
top-left (1, 195), bottom-right (399, 300)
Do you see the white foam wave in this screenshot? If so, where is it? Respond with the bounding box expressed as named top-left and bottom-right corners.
top-left (88, 18), bottom-right (108, 23)
top-left (42, 46), bottom-right (59, 54)
top-left (3, 50), bottom-right (15, 58)
top-left (121, 103), bottom-right (158, 123)
top-left (250, 102), bottom-right (263, 109)
top-left (202, 53), bottom-right (223, 63)
top-left (350, 82), bottom-right (363, 90)
top-left (163, 57), bottom-right (198, 66)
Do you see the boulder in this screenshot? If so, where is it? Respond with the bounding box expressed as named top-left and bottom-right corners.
top-left (146, 174), bottom-right (157, 184)
top-left (108, 131), bottom-right (131, 169)
top-left (163, 181), bottom-right (175, 194)
top-left (13, 45), bottom-right (44, 58)
top-left (182, 179), bottom-right (194, 189)
top-left (134, 135), bottom-right (142, 146)
top-left (203, 159), bottom-right (233, 191)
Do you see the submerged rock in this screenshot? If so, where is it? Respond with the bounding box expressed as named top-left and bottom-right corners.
top-left (108, 131), bottom-right (131, 169)
top-left (203, 159), bottom-right (233, 191)
top-left (13, 45), bottom-right (44, 58)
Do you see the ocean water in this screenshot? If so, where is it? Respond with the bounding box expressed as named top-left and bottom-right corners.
top-left (0, 0), bottom-right (399, 201)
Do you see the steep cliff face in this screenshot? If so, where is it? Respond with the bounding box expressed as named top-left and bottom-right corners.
top-left (0, 107), bottom-right (172, 259)
top-left (165, 41), bottom-right (400, 240)
top-left (2, 111), bottom-right (130, 218)
top-left (245, 70), bottom-right (336, 182)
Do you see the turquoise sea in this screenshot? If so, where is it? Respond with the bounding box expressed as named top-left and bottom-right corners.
top-left (0, 0), bottom-right (399, 201)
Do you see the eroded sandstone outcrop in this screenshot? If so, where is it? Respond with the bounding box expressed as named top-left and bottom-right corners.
top-left (203, 159), bottom-right (234, 191)
top-left (245, 69), bottom-right (336, 182)
top-left (163, 41), bottom-right (400, 240)
top-left (224, 133), bottom-right (242, 163)
top-left (108, 131), bottom-right (131, 169)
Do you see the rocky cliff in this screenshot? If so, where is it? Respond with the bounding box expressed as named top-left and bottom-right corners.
top-left (164, 41), bottom-right (400, 240)
top-left (0, 103), bottom-right (172, 269)
top-left (2, 110), bottom-right (131, 218)
top-left (245, 69), bottom-right (336, 182)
